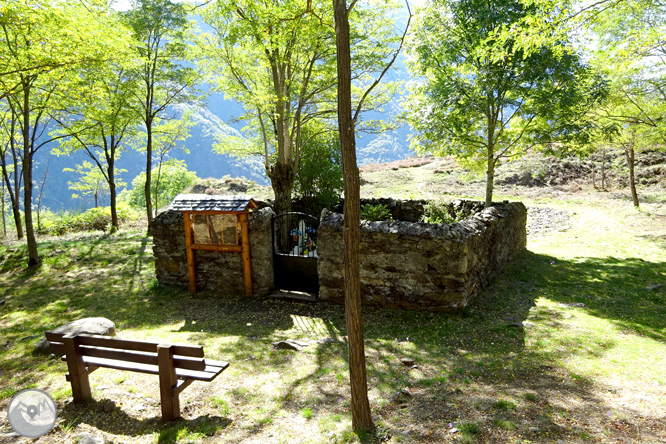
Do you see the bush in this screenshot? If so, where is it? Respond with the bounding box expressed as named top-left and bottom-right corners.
top-left (293, 125), bottom-right (343, 216)
top-left (360, 204), bottom-right (393, 221)
top-left (124, 159), bottom-right (198, 212)
top-left (421, 202), bottom-right (458, 224)
top-left (37, 204), bottom-right (141, 236)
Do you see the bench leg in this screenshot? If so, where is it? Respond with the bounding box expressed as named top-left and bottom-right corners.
top-left (158, 345), bottom-right (180, 421)
top-left (63, 335), bottom-right (92, 402)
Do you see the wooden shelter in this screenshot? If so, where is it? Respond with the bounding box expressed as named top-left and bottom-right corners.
top-left (170, 194), bottom-right (257, 296)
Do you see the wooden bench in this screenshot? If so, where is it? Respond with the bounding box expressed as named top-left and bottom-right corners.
top-left (45, 331), bottom-right (229, 420)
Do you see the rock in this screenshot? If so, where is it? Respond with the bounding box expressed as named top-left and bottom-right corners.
top-left (559, 302), bottom-right (586, 308)
top-left (448, 427), bottom-right (460, 434)
top-left (647, 284), bottom-right (664, 291)
top-left (75, 432), bottom-right (105, 444)
top-left (273, 339), bottom-right (310, 351)
top-left (103, 401), bottom-right (116, 412)
top-left (401, 358), bottom-right (415, 366)
top-left (507, 321), bottom-right (524, 328)
top-left (32, 317), bottom-right (116, 356)
top-left (318, 337), bottom-right (342, 344)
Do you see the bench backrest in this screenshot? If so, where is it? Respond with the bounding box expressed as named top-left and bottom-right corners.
top-left (45, 331), bottom-right (206, 372)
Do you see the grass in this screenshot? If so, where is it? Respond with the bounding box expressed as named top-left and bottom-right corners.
top-left (1, 160), bottom-right (665, 442)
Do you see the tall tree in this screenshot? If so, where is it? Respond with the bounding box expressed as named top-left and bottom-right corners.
top-left (53, 64), bottom-right (138, 231)
top-left (123, 0), bottom-right (200, 223)
top-left (590, 0), bottom-right (666, 207)
top-left (0, 101), bottom-right (23, 239)
top-left (198, 0), bottom-right (402, 215)
top-left (333, 0), bottom-right (410, 434)
top-left (405, 0), bottom-right (606, 207)
top-left (198, 0), bottom-right (338, 215)
top-left (1, 0), bottom-right (127, 265)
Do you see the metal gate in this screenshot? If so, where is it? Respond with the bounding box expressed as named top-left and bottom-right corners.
top-left (272, 212), bottom-right (319, 294)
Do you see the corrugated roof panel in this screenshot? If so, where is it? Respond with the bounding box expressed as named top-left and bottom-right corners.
top-left (169, 194), bottom-right (255, 212)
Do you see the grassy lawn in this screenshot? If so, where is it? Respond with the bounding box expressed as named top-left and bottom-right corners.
top-left (0, 166), bottom-right (665, 442)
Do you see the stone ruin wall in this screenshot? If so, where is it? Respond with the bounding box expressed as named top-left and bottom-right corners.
top-left (148, 207), bottom-right (274, 295)
top-left (317, 201), bottom-right (527, 311)
top-left (149, 199), bottom-right (527, 312)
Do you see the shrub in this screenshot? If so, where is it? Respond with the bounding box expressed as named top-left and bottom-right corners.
top-left (293, 125), bottom-right (343, 216)
top-left (421, 202), bottom-right (460, 224)
top-left (37, 203), bottom-right (141, 236)
top-left (124, 159), bottom-right (198, 212)
top-left (360, 204), bottom-right (393, 221)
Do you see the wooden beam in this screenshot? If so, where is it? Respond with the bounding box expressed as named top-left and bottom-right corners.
top-left (62, 335), bottom-right (92, 403)
top-left (190, 243), bottom-right (242, 252)
top-left (157, 345), bottom-right (180, 421)
top-left (183, 212), bottom-right (196, 293)
top-left (239, 212), bottom-right (253, 297)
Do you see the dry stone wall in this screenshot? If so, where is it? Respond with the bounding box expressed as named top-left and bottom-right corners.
top-left (317, 201), bottom-right (527, 311)
top-left (149, 208), bottom-right (274, 295)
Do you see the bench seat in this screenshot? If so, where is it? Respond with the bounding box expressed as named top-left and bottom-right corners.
top-left (45, 331), bottom-right (229, 420)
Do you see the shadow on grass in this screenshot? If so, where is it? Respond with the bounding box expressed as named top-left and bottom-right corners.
top-left (509, 251), bottom-right (666, 343)
top-left (56, 398), bottom-right (232, 441)
top-left (3, 234), bottom-right (666, 442)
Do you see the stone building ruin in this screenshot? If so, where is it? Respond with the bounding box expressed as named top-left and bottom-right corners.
top-left (149, 197), bottom-right (527, 312)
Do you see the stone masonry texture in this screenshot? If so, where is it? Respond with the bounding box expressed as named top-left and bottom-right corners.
top-left (149, 207), bottom-right (274, 296)
top-left (317, 201), bottom-right (527, 311)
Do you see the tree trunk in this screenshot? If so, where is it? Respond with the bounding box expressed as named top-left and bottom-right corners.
top-left (1, 182), bottom-right (5, 238)
top-left (1, 113), bottom-right (24, 239)
top-left (625, 144), bottom-right (639, 208)
top-left (1, 161), bottom-right (23, 239)
top-left (601, 146), bottom-right (607, 191)
top-left (485, 144), bottom-right (495, 208)
top-left (20, 83), bottom-right (40, 267)
top-left (144, 116), bottom-right (153, 224)
top-left (268, 160), bottom-right (295, 215)
top-left (334, 0), bottom-right (374, 434)
top-left (108, 162), bottom-right (119, 232)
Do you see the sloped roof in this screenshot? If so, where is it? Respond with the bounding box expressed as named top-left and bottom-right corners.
top-left (169, 194), bottom-right (256, 213)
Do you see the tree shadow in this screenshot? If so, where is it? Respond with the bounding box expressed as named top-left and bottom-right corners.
top-left (56, 398), bottom-right (232, 441)
top-left (508, 251), bottom-right (666, 343)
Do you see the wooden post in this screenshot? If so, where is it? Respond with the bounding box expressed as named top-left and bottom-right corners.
top-left (239, 212), bottom-right (252, 297)
top-left (62, 334), bottom-right (92, 402)
top-left (183, 212), bottom-right (196, 293)
top-left (157, 344), bottom-right (180, 421)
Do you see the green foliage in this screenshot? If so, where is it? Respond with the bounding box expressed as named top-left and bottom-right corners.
top-left (197, 0), bottom-right (405, 214)
top-left (360, 204), bottom-right (392, 221)
top-left (63, 161), bottom-right (127, 207)
top-left (37, 203), bottom-right (140, 236)
top-left (124, 159), bottom-right (198, 211)
top-left (421, 202), bottom-right (459, 225)
top-left (293, 127), bottom-right (343, 216)
top-left (405, 0), bottom-right (607, 205)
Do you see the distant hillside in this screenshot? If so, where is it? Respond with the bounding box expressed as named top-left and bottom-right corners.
top-left (30, 90), bottom-right (413, 212)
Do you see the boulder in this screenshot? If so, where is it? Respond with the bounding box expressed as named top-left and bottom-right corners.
top-left (32, 317), bottom-right (116, 356)
top-left (75, 433), bottom-right (105, 444)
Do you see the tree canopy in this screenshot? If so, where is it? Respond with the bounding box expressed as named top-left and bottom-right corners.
top-left (405, 0), bottom-right (607, 207)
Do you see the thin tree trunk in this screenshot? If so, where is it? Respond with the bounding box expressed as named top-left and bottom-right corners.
top-left (20, 83), bottom-right (40, 267)
top-left (2, 111), bottom-right (24, 239)
top-left (1, 158), bottom-right (22, 239)
top-left (334, 0), bottom-right (374, 434)
top-left (36, 158), bottom-right (48, 233)
top-left (145, 117), bottom-right (153, 223)
top-left (109, 163), bottom-right (118, 232)
top-left (1, 181), bottom-right (6, 238)
top-left (625, 144), bottom-right (639, 208)
top-left (601, 146), bottom-right (606, 191)
top-left (485, 142), bottom-right (495, 208)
